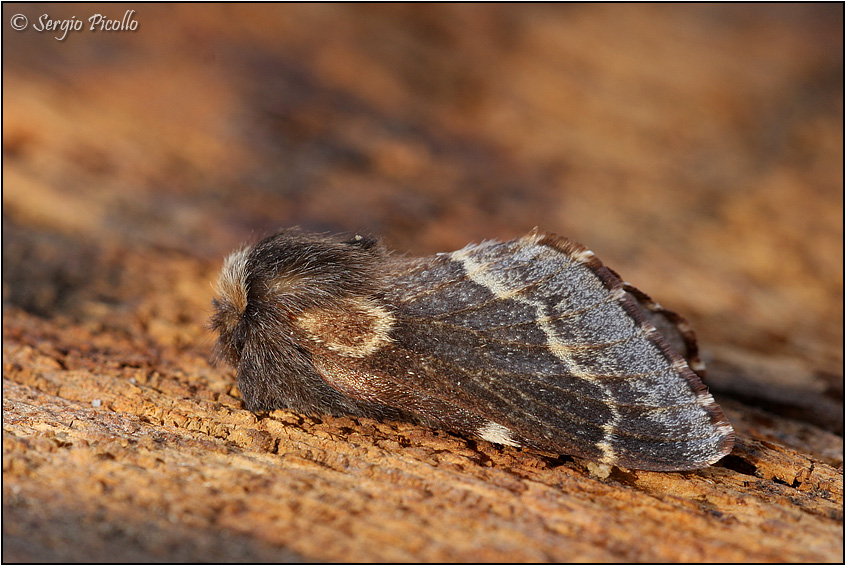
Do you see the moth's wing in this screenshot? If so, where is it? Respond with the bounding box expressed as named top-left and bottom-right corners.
top-left (303, 229), bottom-right (734, 471)
top-left (613, 273), bottom-right (706, 379)
top-left (620, 282), bottom-right (705, 380)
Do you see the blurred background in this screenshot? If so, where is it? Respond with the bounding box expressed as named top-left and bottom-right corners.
top-left (3, 4), bottom-right (842, 380)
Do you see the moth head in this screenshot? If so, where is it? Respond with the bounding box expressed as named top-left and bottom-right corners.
top-left (210, 246), bottom-right (251, 367)
top-left (209, 229), bottom-right (387, 368)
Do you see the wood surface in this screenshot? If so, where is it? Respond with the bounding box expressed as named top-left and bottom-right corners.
top-left (3, 4), bottom-right (842, 562)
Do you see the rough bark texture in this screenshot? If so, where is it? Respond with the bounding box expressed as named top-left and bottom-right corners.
top-left (3, 4), bottom-right (842, 563)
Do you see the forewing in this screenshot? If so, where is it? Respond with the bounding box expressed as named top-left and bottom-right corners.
top-left (307, 229), bottom-right (734, 471)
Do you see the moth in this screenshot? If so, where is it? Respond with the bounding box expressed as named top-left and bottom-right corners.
top-left (211, 227), bottom-right (734, 471)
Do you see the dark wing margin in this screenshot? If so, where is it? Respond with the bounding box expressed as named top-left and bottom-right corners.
top-left (307, 229), bottom-right (735, 471)
top-left (615, 274), bottom-right (707, 379)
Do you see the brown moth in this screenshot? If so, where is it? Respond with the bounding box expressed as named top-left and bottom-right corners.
top-left (211, 228), bottom-right (734, 471)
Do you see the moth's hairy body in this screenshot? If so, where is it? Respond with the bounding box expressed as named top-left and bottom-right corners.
top-left (211, 228), bottom-right (734, 471)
